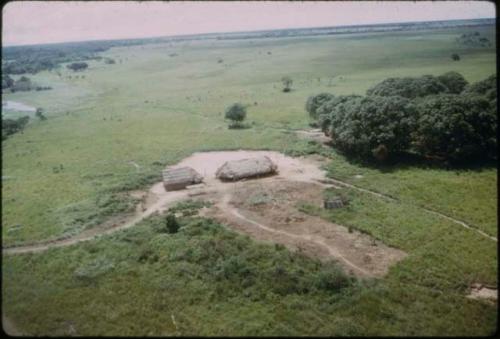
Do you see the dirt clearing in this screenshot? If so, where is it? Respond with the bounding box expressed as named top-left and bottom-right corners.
top-left (4, 150), bottom-right (406, 279)
top-left (204, 179), bottom-right (406, 277)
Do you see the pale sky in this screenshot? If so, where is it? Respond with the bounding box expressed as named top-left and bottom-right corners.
top-left (2, 1), bottom-right (496, 46)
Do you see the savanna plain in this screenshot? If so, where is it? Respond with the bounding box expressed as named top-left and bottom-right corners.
top-left (2, 25), bottom-right (497, 336)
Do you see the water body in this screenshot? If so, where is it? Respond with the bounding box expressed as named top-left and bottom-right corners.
top-left (2, 100), bottom-right (37, 113)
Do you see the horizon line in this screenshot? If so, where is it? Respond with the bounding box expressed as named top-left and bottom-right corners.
top-left (2, 16), bottom-right (495, 48)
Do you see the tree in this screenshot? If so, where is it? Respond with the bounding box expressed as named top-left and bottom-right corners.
top-left (315, 95), bottom-right (362, 135)
top-left (451, 53), bottom-right (460, 61)
top-left (224, 103), bottom-right (247, 128)
top-left (166, 214), bottom-right (180, 234)
top-left (2, 116), bottom-right (29, 140)
top-left (366, 75), bottom-right (448, 99)
top-left (462, 74), bottom-right (496, 102)
top-left (328, 95), bottom-right (417, 160)
top-left (12, 76), bottom-right (32, 92)
top-left (281, 76), bottom-right (293, 92)
top-left (2, 74), bottom-right (14, 89)
top-left (414, 93), bottom-right (496, 162)
top-left (437, 71), bottom-right (468, 94)
top-left (305, 93), bottom-right (334, 120)
top-left (36, 108), bottom-right (47, 121)
top-left (67, 62), bottom-right (88, 72)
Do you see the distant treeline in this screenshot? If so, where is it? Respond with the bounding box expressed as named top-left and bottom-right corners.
top-left (2, 18), bottom-right (494, 75)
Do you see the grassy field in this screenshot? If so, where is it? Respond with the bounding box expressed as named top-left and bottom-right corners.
top-left (2, 25), bottom-right (497, 335)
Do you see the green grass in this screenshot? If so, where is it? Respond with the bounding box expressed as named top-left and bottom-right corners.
top-left (2, 25), bottom-right (497, 336)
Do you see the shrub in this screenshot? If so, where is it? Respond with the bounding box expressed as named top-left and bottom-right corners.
top-left (281, 76), bottom-right (293, 92)
top-left (166, 213), bottom-right (180, 234)
top-left (451, 53), bottom-right (460, 61)
top-left (328, 95), bottom-right (417, 159)
top-left (437, 71), bottom-right (468, 94)
top-left (1, 74), bottom-right (14, 89)
top-left (67, 62), bottom-right (88, 72)
top-left (414, 93), bottom-right (497, 161)
top-left (2, 116), bottom-right (30, 140)
top-left (36, 108), bottom-right (47, 121)
top-left (366, 75), bottom-right (448, 99)
top-left (305, 93), bottom-right (334, 120)
top-left (224, 103), bottom-right (247, 127)
top-left (11, 76), bottom-right (32, 92)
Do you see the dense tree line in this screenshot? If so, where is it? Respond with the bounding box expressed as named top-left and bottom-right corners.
top-left (67, 62), bottom-right (89, 72)
top-left (306, 72), bottom-right (497, 163)
top-left (2, 116), bottom-right (30, 140)
top-left (2, 75), bottom-right (51, 92)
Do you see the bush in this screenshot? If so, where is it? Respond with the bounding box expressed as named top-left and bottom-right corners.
top-left (36, 108), bottom-right (47, 121)
top-left (166, 213), bottom-right (180, 234)
top-left (67, 62), bottom-right (88, 72)
top-left (414, 93), bottom-right (497, 161)
top-left (328, 95), bottom-right (417, 159)
top-left (366, 75), bottom-right (448, 99)
top-left (305, 93), bottom-right (334, 120)
top-left (225, 103), bottom-right (247, 126)
top-left (11, 76), bottom-right (32, 92)
top-left (281, 76), bottom-right (293, 92)
top-left (2, 116), bottom-right (30, 140)
top-left (437, 71), bottom-right (468, 94)
top-left (451, 53), bottom-right (460, 61)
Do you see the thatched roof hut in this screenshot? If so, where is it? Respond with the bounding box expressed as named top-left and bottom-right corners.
top-left (162, 166), bottom-right (203, 191)
top-left (215, 156), bottom-right (277, 181)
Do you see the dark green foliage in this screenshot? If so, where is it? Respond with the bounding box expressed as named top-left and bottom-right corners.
top-left (316, 95), bottom-right (362, 135)
top-left (309, 72), bottom-right (497, 163)
top-left (456, 32), bottom-right (491, 47)
top-left (366, 75), bottom-right (448, 99)
top-left (11, 76), bottom-right (33, 92)
top-left (2, 74), bottom-right (14, 89)
top-left (462, 74), bottom-right (497, 102)
top-left (305, 93), bottom-right (334, 120)
top-left (281, 76), bottom-right (293, 92)
top-left (67, 62), bottom-right (89, 72)
top-left (225, 103), bottom-right (247, 128)
top-left (36, 108), bottom-right (47, 121)
top-left (414, 93), bottom-right (497, 161)
top-left (328, 95), bottom-right (417, 159)
top-left (437, 71), bottom-right (468, 94)
top-left (451, 53), bottom-right (460, 61)
top-left (2, 116), bottom-right (30, 140)
top-left (166, 213), bottom-right (180, 234)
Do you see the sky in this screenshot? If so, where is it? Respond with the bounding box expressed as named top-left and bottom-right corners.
top-left (2, 1), bottom-right (496, 46)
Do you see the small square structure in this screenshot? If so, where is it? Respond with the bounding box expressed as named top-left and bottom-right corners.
top-left (162, 166), bottom-right (203, 191)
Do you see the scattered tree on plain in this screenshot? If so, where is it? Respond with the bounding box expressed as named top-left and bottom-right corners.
top-left (67, 62), bottom-right (89, 72)
top-left (224, 103), bottom-right (247, 129)
top-left (281, 76), bottom-right (293, 92)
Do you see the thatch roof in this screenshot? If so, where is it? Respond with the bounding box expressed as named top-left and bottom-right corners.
top-left (162, 166), bottom-right (203, 191)
top-left (215, 156), bottom-right (277, 181)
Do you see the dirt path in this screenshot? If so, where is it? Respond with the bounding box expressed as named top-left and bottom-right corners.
top-left (3, 149), bottom-right (493, 257)
top-left (218, 193), bottom-right (373, 277)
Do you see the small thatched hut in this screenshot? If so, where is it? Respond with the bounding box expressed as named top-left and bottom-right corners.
top-left (215, 156), bottom-right (277, 181)
top-left (162, 166), bottom-right (203, 191)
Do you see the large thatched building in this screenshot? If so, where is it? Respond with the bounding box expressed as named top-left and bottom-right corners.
top-left (215, 156), bottom-right (278, 181)
top-left (162, 166), bottom-right (203, 191)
